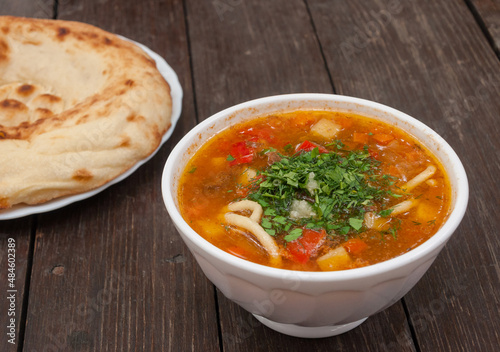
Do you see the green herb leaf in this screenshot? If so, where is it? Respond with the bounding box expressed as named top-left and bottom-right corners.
top-left (378, 209), bottom-right (394, 217)
top-left (265, 229), bottom-right (276, 236)
top-left (284, 228), bottom-right (303, 242)
top-left (349, 217), bottom-right (364, 231)
top-left (261, 218), bottom-right (273, 229)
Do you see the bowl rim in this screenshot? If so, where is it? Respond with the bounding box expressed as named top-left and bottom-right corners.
top-left (162, 93), bottom-right (469, 282)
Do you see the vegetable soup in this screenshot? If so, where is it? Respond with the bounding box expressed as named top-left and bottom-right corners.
top-left (178, 110), bottom-right (451, 271)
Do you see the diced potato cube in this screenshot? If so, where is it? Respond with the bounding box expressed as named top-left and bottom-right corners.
top-left (211, 157), bottom-right (227, 168)
top-left (310, 119), bottom-right (342, 139)
top-left (197, 220), bottom-right (225, 242)
top-left (416, 202), bottom-right (439, 224)
top-left (317, 246), bottom-right (352, 271)
top-left (238, 168), bottom-right (257, 185)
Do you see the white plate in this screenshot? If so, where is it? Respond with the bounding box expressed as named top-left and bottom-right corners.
top-left (0, 37), bottom-right (183, 220)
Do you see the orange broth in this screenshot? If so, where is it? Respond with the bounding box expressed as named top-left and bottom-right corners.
top-left (178, 110), bottom-right (451, 271)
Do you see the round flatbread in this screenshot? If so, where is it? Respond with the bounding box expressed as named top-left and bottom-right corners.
top-left (0, 16), bottom-right (172, 209)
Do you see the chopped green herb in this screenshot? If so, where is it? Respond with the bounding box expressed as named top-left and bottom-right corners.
top-left (188, 166), bottom-right (197, 173)
top-left (242, 147), bottom-right (397, 239)
top-left (382, 219), bottom-right (402, 238)
top-left (284, 228), bottom-right (303, 242)
top-left (265, 229), bottom-right (276, 236)
top-left (260, 147), bottom-right (278, 155)
top-left (261, 218), bottom-right (273, 229)
top-left (349, 217), bottom-right (364, 231)
top-left (378, 209), bottom-right (394, 217)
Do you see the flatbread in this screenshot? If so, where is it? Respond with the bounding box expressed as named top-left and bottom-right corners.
top-left (0, 16), bottom-right (172, 209)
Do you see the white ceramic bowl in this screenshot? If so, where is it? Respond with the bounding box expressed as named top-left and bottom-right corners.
top-left (161, 94), bottom-right (468, 338)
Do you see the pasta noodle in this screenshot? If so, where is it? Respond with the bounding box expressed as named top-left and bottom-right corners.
top-left (402, 165), bottom-right (437, 192)
top-left (228, 200), bottom-right (263, 223)
top-left (225, 200), bottom-right (281, 265)
top-left (389, 199), bottom-right (416, 216)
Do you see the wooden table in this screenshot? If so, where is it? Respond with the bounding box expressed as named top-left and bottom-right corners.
top-left (1, 0), bottom-right (499, 351)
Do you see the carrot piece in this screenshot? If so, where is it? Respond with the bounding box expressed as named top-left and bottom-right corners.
top-left (353, 132), bottom-right (369, 144)
top-left (343, 238), bottom-right (368, 255)
top-left (294, 113), bottom-right (317, 128)
top-left (405, 150), bottom-right (421, 162)
top-left (240, 127), bottom-right (275, 143)
top-left (372, 133), bottom-right (395, 145)
top-left (387, 164), bottom-right (400, 177)
top-left (334, 116), bottom-right (353, 128)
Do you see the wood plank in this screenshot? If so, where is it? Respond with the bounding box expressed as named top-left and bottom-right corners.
top-left (218, 293), bottom-right (416, 352)
top-left (468, 0), bottom-right (500, 54)
top-left (20, 0), bottom-right (220, 351)
top-left (187, 0), bottom-right (334, 120)
top-left (0, 3), bottom-right (54, 351)
top-left (186, 0), bottom-right (416, 350)
top-left (308, 0), bottom-right (500, 350)
top-left (0, 0), bottom-right (53, 18)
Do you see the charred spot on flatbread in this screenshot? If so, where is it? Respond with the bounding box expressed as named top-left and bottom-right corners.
top-left (72, 169), bottom-right (93, 182)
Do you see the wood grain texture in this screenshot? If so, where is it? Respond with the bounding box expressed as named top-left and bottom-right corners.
top-left (20, 0), bottom-right (220, 351)
top-left (308, 0), bottom-right (500, 350)
top-left (468, 0), bottom-right (500, 54)
top-left (186, 0), bottom-right (334, 120)
top-left (185, 0), bottom-right (415, 350)
top-left (0, 3), bottom-right (52, 352)
top-left (0, 0), bottom-right (53, 18)
top-left (217, 293), bottom-right (416, 352)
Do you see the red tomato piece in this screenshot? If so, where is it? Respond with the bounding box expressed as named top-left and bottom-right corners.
top-left (229, 141), bottom-right (254, 166)
top-left (286, 229), bottom-right (326, 264)
top-left (296, 140), bottom-right (329, 154)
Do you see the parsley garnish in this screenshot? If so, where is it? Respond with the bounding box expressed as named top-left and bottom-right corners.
top-left (242, 146), bottom-right (395, 241)
top-left (284, 228), bottom-right (303, 242)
